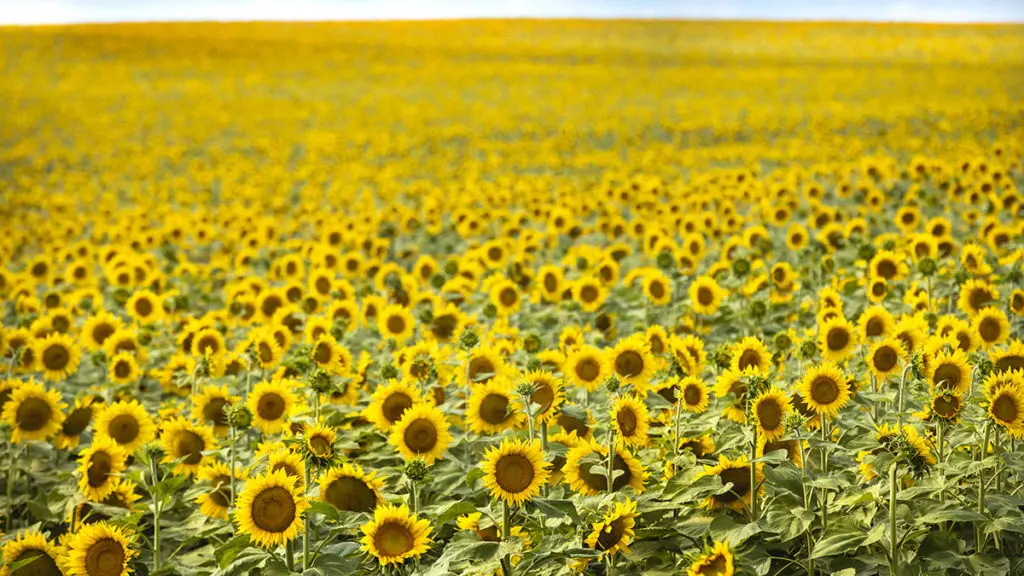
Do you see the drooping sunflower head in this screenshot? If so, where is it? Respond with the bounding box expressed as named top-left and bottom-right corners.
top-left (686, 539), bottom-right (735, 576)
top-left (235, 468), bottom-right (310, 549)
top-left (389, 403), bottom-right (452, 464)
top-left (65, 521), bottom-right (137, 576)
top-left (160, 417), bottom-right (217, 476)
top-left (365, 379), bottom-right (425, 432)
top-left (797, 362), bottom-right (851, 419)
top-left (564, 441), bottom-right (647, 496)
top-left (610, 394), bottom-right (650, 447)
top-left (2, 378), bottom-right (65, 444)
top-left (359, 503), bottom-right (432, 567)
top-left (319, 463), bottom-right (385, 514)
top-left (982, 370), bottom-right (1023, 399)
top-left (481, 437), bottom-right (550, 505)
top-left (1, 529), bottom-right (63, 576)
top-left (466, 378), bottom-right (524, 435)
top-left (751, 386), bottom-right (791, 441)
top-left (678, 434), bottom-right (716, 459)
top-left (730, 336), bottom-right (771, 374)
top-left (247, 379), bottom-right (298, 435)
top-left (669, 334), bottom-right (707, 376)
top-left (584, 499), bottom-right (638, 558)
top-left (94, 400), bottom-right (157, 454)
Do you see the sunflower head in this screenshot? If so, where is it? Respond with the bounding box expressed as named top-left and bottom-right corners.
top-left (64, 521), bottom-right (137, 576)
top-left (2, 379), bottom-right (65, 444)
top-left (482, 437), bottom-right (550, 505)
top-left (160, 417), bottom-right (217, 476)
top-left (610, 395), bottom-right (650, 447)
top-left (751, 386), bottom-right (791, 441)
top-left (319, 463), bottom-right (385, 514)
top-left (797, 362), bottom-right (851, 419)
top-left (466, 378), bottom-right (525, 435)
top-left (686, 540), bottom-right (735, 576)
top-left (359, 503), bottom-right (432, 566)
top-left (235, 468), bottom-right (310, 548)
top-left (584, 499), bottom-right (638, 559)
top-left (1, 530), bottom-right (62, 576)
top-left (699, 454), bottom-right (761, 512)
top-left (247, 379), bottom-right (299, 435)
top-left (388, 403), bottom-right (452, 464)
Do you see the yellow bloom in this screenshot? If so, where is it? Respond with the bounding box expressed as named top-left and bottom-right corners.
top-left (481, 437), bottom-right (550, 505)
top-left (388, 403), bottom-right (452, 464)
top-left (359, 503), bottom-right (432, 566)
top-left (2, 379), bottom-right (65, 443)
top-left (235, 469), bottom-right (310, 548)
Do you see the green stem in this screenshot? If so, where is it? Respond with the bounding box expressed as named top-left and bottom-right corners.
top-left (501, 501), bottom-right (513, 576)
top-left (5, 442), bottom-right (15, 532)
top-left (820, 419), bottom-right (829, 532)
top-left (897, 364), bottom-right (912, 428)
top-left (750, 420), bottom-right (759, 522)
top-left (796, 428), bottom-right (813, 576)
top-left (303, 465), bottom-right (311, 570)
top-left (150, 456), bottom-right (161, 572)
top-left (673, 387), bottom-right (684, 458)
top-left (286, 540), bottom-right (295, 572)
top-left (606, 429), bottom-right (616, 493)
top-left (977, 421), bottom-right (991, 553)
top-left (889, 463), bottom-right (899, 576)
top-left (229, 427), bottom-right (237, 509)
top-left (540, 422), bottom-right (550, 498)
top-left (994, 427), bottom-right (1002, 493)
top-left (936, 421), bottom-right (944, 504)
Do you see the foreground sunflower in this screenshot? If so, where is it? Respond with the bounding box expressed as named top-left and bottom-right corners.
top-left (687, 540), bottom-right (734, 576)
top-left (987, 385), bottom-right (1024, 434)
top-left (751, 386), bottom-right (791, 441)
top-left (64, 521), bottom-right (136, 576)
top-left (389, 403), bottom-right (452, 464)
top-left (94, 400), bottom-right (157, 454)
top-left (927, 349), bottom-right (970, 394)
top-left (360, 503), bottom-right (432, 566)
top-left (585, 499), bottom-right (638, 558)
top-left (2, 379), bottom-right (64, 444)
top-left (797, 362), bottom-right (852, 419)
top-left (481, 437), bottom-right (550, 505)
top-left (235, 469), bottom-right (310, 548)
top-left (466, 378), bottom-right (524, 434)
top-left (0, 529), bottom-right (62, 576)
top-left (319, 463), bottom-right (385, 513)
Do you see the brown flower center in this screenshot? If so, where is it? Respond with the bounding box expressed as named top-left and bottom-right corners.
top-left (495, 453), bottom-right (535, 493)
top-left (251, 486), bottom-right (297, 533)
top-left (84, 537), bottom-right (125, 576)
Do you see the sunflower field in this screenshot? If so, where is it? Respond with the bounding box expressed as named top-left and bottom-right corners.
top-left (1, 19), bottom-right (1024, 576)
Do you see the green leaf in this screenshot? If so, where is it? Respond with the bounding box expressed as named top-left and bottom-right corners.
top-left (215, 534), bottom-right (252, 569)
top-left (306, 500), bottom-right (341, 522)
top-left (466, 467), bottom-right (485, 487)
top-left (811, 530), bottom-right (866, 559)
top-left (436, 500), bottom-right (480, 527)
top-left (915, 508), bottom-right (985, 525)
top-left (526, 499), bottom-right (580, 523)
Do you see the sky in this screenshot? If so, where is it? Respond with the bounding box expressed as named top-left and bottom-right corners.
top-left (1, 0), bottom-right (1022, 25)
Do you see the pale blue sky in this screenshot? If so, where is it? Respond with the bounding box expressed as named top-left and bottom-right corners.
top-left (1, 0), bottom-right (1022, 24)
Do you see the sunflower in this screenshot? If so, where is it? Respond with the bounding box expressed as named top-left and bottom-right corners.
top-left (564, 441), bottom-right (646, 496)
top-left (987, 385), bottom-right (1024, 434)
top-left (893, 315), bottom-right (928, 356)
top-left (481, 437), bottom-right (550, 505)
top-left (461, 345), bottom-right (507, 387)
top-left (751, 386), bottom-right (791, 441)
top-left (611, 395), bottom-right (650, 447)
top-left (427, 303), bottom-right (466, 344)
top-left (77, 437), bottom-right (128, 502)
top-left (94, 400), bottom-right (157, 454)
top-left (536, 265), bottom-right (565, 303)
top-left (360, 503), bottom-right (432, 567)
top-left (958, 278), bottom-right (999, 318)
top-left (365, 379), bottom-right (425, 432)
top-left (160, 417), bottom-right (217, 476)
top-left (520, 370), bottom-right (564, 423)
top-left (455, 512), bottom-right (532, 551)
top-left (235, 469), bottom-right (309, 548)
top-left (642, 272), bottom-right (672, 306)
top-left (489, 278), bottom-right (522, 315)
top-left (0, 530), bottom-right (62, 576)
top-left (267, 450), bottom-right (307, 489)
top-left (678, 435), bottom-right (716, 458)
top-left (573, 276), bottom-right (608, 313)
top-left (585, 499), bottom-right (638, 559)
top-left (250, 328), bottom-right (284, 369)
top-left (248, 379), bottom-right (298, 435)
top-left (378, 304), bottom-right (416, 344)
top-left (126, 289), bottom-right (164, 325)
top-left (301, 421), bottom-right (338, 463)
top-left (866, 276), bottom-right (888, 303)
top-left (194, 461), bottom-right (248, 520)
top-left (699, 454), bottom-right (762, 512)
top-left (565, 345), bottom-right (609, 391)
top-left (858, 305), bottom-right (894, 340)
top-left (689, 276), bottom-right (727, 316)
top-left (687, 540), bottom-right (734, 576)
top-left (389, 403), bottom-right (452, 464)
top-left (58, 397), bottom-right (98, 450)
top-left (192, 384), bottom-right (238, 436)
top-left (818, 317), bottom-right (858, 362)
top-left (669, 334), bottom-right (708, 375)
top-left (870, 249), bottom-right (908, 281)
top-left (309, 334), bottom-right (345, 374)
top-left (676, 376), bottom-right (710, 413)
top-left (191, 327), bottom-right (226, 358)
top-left (1010, 289), bottom-right (1024, 317)
top-left (974, 308), bottom-right (1010, 349)
top-left (466, 378), bottom-right (524, 434)
top-left (714, 367), bottom-right (751, 423)
top-left (731, 337), bottom-right (771, 374)
top-left (928, 391), bottom-right (964, 423)
top-left (927, 349), bottom-right (970, 395)
top-left (105, 352), bottom-right (139, 386)
top-left (319, 463), bottom-right (385, 513)
top-left (103, 328), bottom-right (145, 362)
top-left (991, 341), bottom-right (1024, 374)
top-left (2, 379), bottom-right (64, 443)
top-left (867, 337), bottom-right (904, 381)
top-left (326, 300), bottom-right (360, 333)
top-left (608, 336), bottom-right (654, 393)
top-left (32, 332), bottom-right (81, 382)
top-left (982, 371), bottom-right (1022, 398)
top-left (81, 312), bottom-right (124, 351)
top-left (797, 362), bottom-right (851, 419)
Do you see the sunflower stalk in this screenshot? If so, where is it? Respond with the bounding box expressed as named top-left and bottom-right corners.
top-left (606, 428), bottom-right (616, 494)
top-left (4, 441), bottom-right (15, 532)
top-left (896, 363), bottom-right (913, 428)
top-left (501, 501), bottom-right (514, 576)
top-left (150, 455), bottom-right (162, 571)
top-left (889, 462), bottom-right (899, 576)
top-left (819, 419), bottom-right (829, 531)
top-left (796, 426), bottom-right (813, 576)
top-left (303, 464), bottom-right (311, 570)
top-left (749, 419), bottom-right (759, 522)
top-left (976, 420), bottom-right (992, 553)
top-left (540, 421), bottom-right (549, 498)
top-left (936, 420), bottom-right (944, 504)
